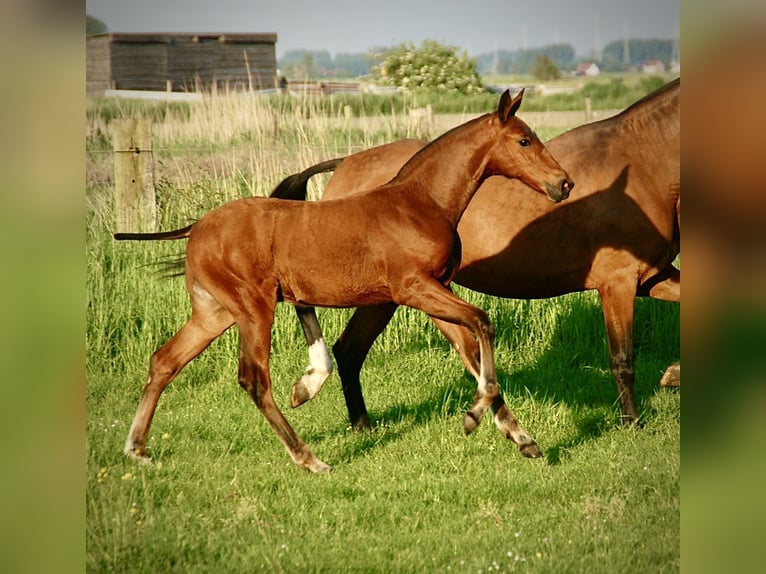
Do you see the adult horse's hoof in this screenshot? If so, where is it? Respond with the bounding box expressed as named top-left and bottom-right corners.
top-left (351, 414), bottom-right (372, 432)
top-left (659, 362), bottom-right (680, 387)
top-left (519, 442), bottom-right (543, 458)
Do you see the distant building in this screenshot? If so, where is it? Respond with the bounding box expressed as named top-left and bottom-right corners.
top-left (86, 32), bottom-right (278, 95)
top-left (640, 60), bottom-right (667, 74)
top-left (575, 62), bottom-right (600, 77)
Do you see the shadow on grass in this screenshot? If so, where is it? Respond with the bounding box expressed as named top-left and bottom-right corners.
top-left (544, 412), bottom-right (613, 466)
top-left (308, 293), bottom-right (679, 465)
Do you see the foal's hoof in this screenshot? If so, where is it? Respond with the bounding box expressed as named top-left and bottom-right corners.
top-left (305, 458), bottom-right (333, 474)
top-left (463, 411), bottom-right (480, 435)
top-left (519, 442), bottom-right (543, 458)
top-left (290, 381), bottom-right (312, 409)
top-left (125, 448), bottom-right (152, 465)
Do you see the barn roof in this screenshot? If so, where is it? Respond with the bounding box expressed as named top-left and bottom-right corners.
top-left (87, 32), bottom-right (278, 44)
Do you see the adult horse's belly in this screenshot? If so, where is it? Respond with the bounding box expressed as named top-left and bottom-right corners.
top-left (454, 177), bottom-right (589, 298)
top-left (453, 173), bottom-right (672, 299)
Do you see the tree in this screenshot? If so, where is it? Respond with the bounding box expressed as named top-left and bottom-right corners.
top-left (475, 44), bottom-right (575, 75)
top-left (86, 14), bottom-right (108, 36)
top-left (530, 54), bottom-right (561, 81)
top-left (302, 53), bottom-right (314, 78)
top-left (601, 39), bottom-right (674, 72)
top-left (370, 40), bottom-right (484, 94)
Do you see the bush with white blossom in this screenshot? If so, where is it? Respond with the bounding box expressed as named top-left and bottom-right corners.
top-left (371, 40), bottom-right (485, 94)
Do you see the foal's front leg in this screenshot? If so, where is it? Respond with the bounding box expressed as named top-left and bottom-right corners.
top-left (430, 318), bottom-right (481, 380)
top-left (397, 281), bottom-right (541, 458)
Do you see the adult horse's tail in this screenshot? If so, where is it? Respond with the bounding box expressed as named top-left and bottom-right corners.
top-left (269, 157), bottom-right (344, 200)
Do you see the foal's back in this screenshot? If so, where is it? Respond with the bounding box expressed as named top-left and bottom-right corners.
top-left (186, 183), bottom-right (458, 309)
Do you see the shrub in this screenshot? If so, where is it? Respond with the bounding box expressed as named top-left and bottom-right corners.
top-left (370, 40), bottom-right (484, 94)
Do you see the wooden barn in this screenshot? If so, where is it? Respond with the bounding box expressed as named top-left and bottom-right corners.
top-left (86, 32), bottom-right (278, 94)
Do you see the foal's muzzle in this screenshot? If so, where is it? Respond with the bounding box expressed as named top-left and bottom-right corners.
top-left (545, 177), bottom-right (574, 203)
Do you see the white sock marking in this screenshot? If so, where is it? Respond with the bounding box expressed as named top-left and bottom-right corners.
top-left (301, 338), bottom-right (333, 397)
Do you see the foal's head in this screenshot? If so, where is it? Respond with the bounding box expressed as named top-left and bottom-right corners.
top-left (488, 90), bottom-right (574, 202)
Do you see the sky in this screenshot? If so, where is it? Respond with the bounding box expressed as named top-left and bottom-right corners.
top-left (85, 0), bottom-right (680, 60)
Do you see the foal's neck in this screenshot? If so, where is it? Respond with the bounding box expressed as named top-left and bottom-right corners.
top-left (393, 114), bottom-right (496, 226)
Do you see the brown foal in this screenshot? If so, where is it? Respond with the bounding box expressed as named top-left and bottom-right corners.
top-left (114, 90), bottom-right (572, 472)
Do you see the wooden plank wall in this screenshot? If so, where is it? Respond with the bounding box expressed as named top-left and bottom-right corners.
top-left (169, 37), bottom-right (277, 92)
top-left (86, 34), bottom-right (278, 94)
top-left (86, 36), bottom-right (112, 94)
top-left (112, 41), bottom-right (168, 91)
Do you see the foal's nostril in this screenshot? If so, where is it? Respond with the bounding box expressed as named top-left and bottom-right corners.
top-left (561, 179), bottom-right (574, 193)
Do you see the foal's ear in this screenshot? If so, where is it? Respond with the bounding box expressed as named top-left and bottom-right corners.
top-left (497, 88), bottom-right (525, 123)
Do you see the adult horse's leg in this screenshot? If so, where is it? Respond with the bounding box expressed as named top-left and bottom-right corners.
top-left (639, 265), bottom-right (681, 387)
top-left (598, 282), bottom-right (639, 425)
top-left (396, 281), bottom-right (541, 458)
top-left (290, 306), bottom-right (334, 408)
top-left (333, 303), bottom-right (399, 430)
top-left (125, 305), bottom-right (234, 460)
top-left (333, 309), bottom-right (486, 430)
top-left (238, 303), bottom-right (331, 474)
top-left (639, 265), bottom-right (680, 302)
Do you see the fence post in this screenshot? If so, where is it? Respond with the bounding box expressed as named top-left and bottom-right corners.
top-left (272, 110), bottom-right (280, 139)
top-left (584, 97), bottom-right (593, 123)
top-left (113, 118), bottom-right (156, 232)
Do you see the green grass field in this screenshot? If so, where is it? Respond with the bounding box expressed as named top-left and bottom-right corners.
top-left (86, 82), bottom-right (679, 572)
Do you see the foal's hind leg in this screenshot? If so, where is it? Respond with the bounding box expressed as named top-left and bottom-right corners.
top-left (238, 308), bottom-right (331, 473)
top-left (290, 306), bottom-right (334, 408)
top-left (396, 281), bottom-right (541, 458)
top-left (125, 307), bottom-right (233, 460)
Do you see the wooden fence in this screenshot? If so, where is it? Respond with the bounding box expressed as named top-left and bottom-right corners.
top-left (112, 119), bottom-right (156, 233)
top-left (284, 81), bottom-right (361, 96)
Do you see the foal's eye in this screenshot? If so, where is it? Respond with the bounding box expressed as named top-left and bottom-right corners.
top-left (519, 138), bottom-right (531, 147)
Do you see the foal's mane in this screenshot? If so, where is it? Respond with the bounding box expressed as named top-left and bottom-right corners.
top-left (392, 113), bottom-right (491, 181)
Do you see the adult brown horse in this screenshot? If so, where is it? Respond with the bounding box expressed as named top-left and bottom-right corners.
top-left (274, 78), bottom-right (680, 430)
top-left (113, 90), bottom-right (573, 473)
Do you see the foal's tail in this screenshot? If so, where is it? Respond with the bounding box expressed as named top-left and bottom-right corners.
top-left (112, 157), bottom-right (343, 241)
top-left (114, 225), bottom-right (193, 277)
top-left (269, 157), bottom-right (344, 201)
top-left (114, 224), bottom-right (194, 241)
